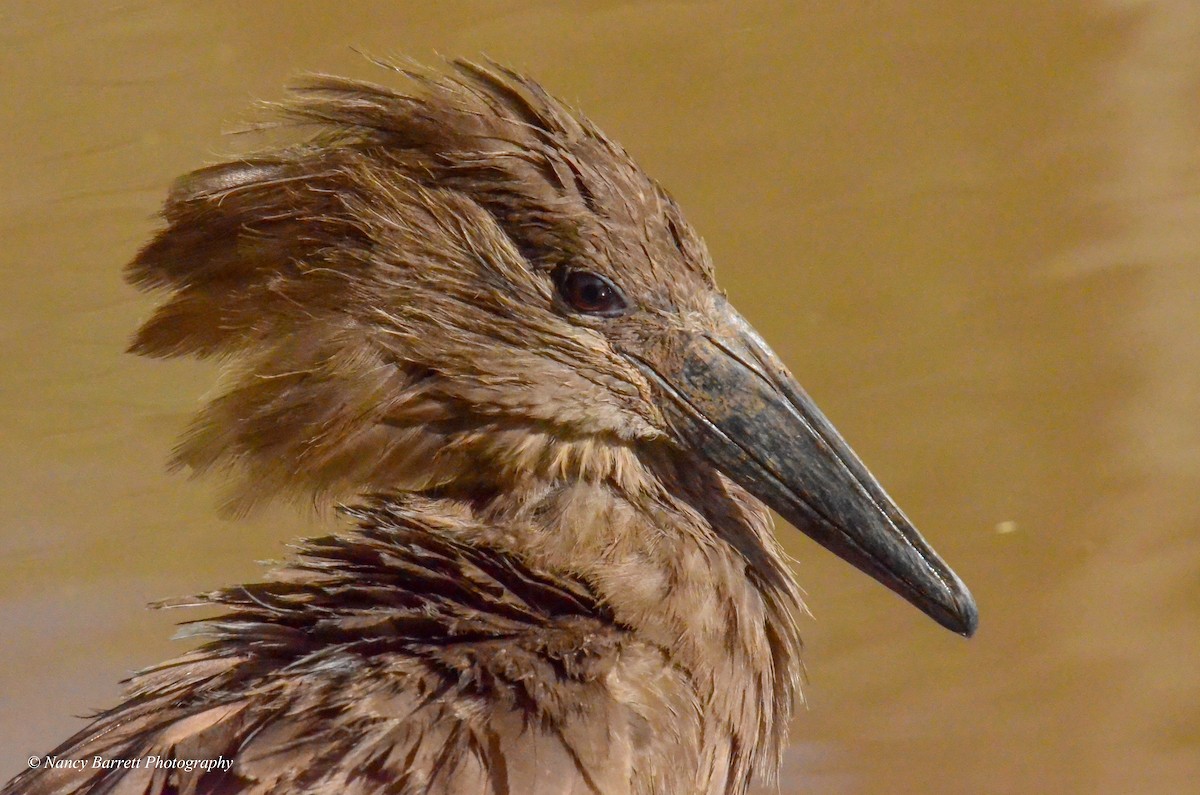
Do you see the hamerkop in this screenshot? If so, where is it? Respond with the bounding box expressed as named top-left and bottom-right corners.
top-left (7, 61), bottom-right (976, 795)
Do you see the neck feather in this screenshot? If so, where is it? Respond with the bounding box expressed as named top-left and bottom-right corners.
top-left (423, 439), bottom-right (806, 782)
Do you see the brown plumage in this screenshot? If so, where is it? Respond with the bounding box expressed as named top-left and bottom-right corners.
top-left (6, 61), bottom-right (975, 795)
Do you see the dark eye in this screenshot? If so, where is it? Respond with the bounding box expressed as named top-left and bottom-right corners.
top-left (555, 269), bottom-right (629, 316)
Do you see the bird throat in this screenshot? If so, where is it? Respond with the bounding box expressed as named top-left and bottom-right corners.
top-left (401, 431), bottom-right (806, 782)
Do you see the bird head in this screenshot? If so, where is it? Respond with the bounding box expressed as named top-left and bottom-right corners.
top-left (129, 61), bottom-right (975, 636)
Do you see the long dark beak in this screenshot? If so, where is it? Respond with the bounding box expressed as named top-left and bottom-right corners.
top-left (625, 301), bottom-right (977, 636)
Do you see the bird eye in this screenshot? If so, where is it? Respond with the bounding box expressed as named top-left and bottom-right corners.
top-left (555, 269), bottom-right (629, 316)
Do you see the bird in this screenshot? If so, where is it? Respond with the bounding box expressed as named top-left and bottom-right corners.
top-left (5, 60), bottom-right (976, 795)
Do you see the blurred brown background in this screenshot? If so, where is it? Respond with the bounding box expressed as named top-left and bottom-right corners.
top-left (2, 2), bottom-right (1198, 792)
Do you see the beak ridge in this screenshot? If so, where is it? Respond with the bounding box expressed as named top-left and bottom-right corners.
top-left (625, 303), bottom-right (978, 637)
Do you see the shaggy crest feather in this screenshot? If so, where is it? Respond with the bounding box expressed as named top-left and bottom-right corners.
top-left (126, 61), bottom-right (721, 514)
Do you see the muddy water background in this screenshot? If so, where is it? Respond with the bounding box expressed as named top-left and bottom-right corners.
top-left (2, 2), bottom-right (1198, 792)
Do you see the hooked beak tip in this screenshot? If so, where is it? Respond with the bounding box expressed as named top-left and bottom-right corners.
top-left (952, 585), bottom-right (980, 638)
top-left (933, 582), bottom-right (979, 638)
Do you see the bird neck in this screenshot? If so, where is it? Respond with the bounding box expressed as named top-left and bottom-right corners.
top-left (420, 441), bottom-right (805, 780)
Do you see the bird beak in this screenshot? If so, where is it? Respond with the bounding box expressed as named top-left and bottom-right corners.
top-left (625, 300), bottom-right (977, 636)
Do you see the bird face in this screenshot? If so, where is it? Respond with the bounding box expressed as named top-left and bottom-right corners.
top-left (401, 198), bottom-right (977, 635)
top-left (128, 62), bottom-right (975, 635)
